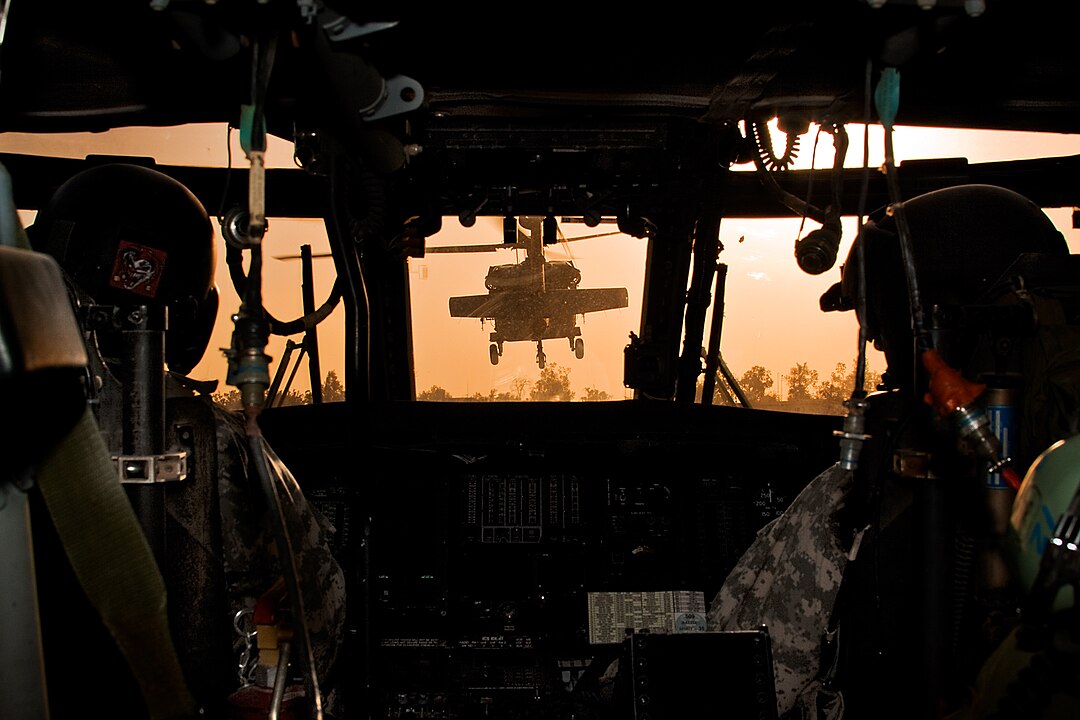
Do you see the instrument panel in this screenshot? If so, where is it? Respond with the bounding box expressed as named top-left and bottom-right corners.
top-left (262, 400), bottom-right (840, 719)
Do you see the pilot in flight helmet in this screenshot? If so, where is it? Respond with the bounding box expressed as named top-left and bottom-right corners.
top-left (28, 162), bottom-right (218, 376)
top-left (830, 184), bottom-right (1069, 393)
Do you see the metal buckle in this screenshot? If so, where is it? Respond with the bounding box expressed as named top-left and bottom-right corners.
top-left (114, 452), bottom-right (188, 484)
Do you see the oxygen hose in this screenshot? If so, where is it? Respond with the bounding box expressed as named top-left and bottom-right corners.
top-left (874, 68), bottom-right (1020, 488)
top-left (874, 68), bottom-right (1021, 716)
top-left (223, 26), bottom-right (325, 718)
top-left (226, 232), bottom-right (325, 719)
top-left (921, 350), bottom-right (1022, 490)
top-left (228, 200), bottom-right (326, 720)
top-left (228, 226), bottom-right (326, 718)
top-left (875, 68), bottom-right (933, 363)
top-left (223, 226), bottom-right (344, 338)
top-left (246, 424), bottom-right (324, 720)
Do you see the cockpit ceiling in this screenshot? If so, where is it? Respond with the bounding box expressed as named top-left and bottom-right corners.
top-left (0, 2), bottom-right (1078, 136)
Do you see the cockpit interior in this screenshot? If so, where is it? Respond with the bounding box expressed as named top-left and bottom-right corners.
top-left (3, 2), bottom-right (1080, 719)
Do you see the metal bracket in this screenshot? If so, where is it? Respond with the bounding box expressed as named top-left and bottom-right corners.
top-left (892, 449), bottom-right (937, 479)
top-left (114, 452), bottom-right (188, 484)
top-left (321, 12), bottom-right (398, 43)
top-left (365, 75), bottom-right (424, 121)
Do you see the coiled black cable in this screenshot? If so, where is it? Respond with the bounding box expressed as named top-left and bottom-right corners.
top-left (748, 118), bottom-right (802, 171)
top-left (224, 239), bottom-right (343, 337)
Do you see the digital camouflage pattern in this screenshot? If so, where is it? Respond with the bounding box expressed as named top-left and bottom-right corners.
top-left (214, 403), bottom-right (348, 715)
top-left (707, 463), bottom-right (852, 720)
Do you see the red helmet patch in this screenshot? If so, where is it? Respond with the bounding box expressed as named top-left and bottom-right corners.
top-left (109, 240), bottom-right (167, 298)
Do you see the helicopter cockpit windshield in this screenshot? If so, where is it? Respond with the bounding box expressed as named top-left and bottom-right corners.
top-left (6, 122), bottom-right (1080, 409)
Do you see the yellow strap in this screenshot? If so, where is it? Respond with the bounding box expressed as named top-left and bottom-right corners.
top-left (36, 407), bottom-right (197, 720)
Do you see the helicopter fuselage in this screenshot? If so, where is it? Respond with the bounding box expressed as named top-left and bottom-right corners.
top-left (484, 258), bottom-right (581, 292)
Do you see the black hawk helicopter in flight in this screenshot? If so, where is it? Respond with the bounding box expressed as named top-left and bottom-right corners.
top-left (437, 216), bottom-right (628, 369)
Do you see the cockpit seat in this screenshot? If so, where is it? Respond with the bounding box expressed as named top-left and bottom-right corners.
top-left (1, 241), bottom-right (197, 719)
top-left (0, 243), bottom-right (88, 720)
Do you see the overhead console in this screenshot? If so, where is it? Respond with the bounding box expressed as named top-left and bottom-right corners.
top-left (258, 401), bottom-right (841, 718)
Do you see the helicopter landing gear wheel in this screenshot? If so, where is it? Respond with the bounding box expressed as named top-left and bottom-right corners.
top-left (489, 343), bottom-right (500, 365)
top-left (574, 337), bottom-right (585, 359)
top-left (536, 340), bottom-right (546, 369)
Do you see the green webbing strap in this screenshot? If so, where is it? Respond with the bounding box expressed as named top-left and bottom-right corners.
top-left (36, 407), bottom-right (197, 720)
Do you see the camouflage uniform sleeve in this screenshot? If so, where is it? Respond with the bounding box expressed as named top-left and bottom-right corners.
top-left (706, 463), bottom-right (852, 719)
top-left (213, 406), bottom-right (347, 711)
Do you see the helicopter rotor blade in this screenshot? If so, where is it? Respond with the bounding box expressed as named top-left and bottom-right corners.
top-left (276, 243), bottom-right (529, 260)
top-left (274, 252), bottom-right (334, 261)
top-left (272, 215), bottom-right (616, 263)
top-left (273, 217), bottom-right (616, 260)
top-left (426, 242), bottom-right (526, 254)
top-left (560, 230), bottom-right (622, 242)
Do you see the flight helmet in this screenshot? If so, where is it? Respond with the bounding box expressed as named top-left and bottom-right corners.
top-left (28, 162), bottom-right (218, 375)
top-left (1008, 434), bottom-right (1080, 614)
top-left (832, 184), bottom-right (1068, 391)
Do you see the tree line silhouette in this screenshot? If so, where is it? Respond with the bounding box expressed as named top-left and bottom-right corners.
top-left (735, 359), bottom-right (883, 414)
top-left (212, 359), bottom-right (882, 415)
top-left (418, 363), bottom-right (611, 402)
top-left (213, 369), bottom-right (347, 409)
top-left (416, 358), bottom-right (882, 415)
